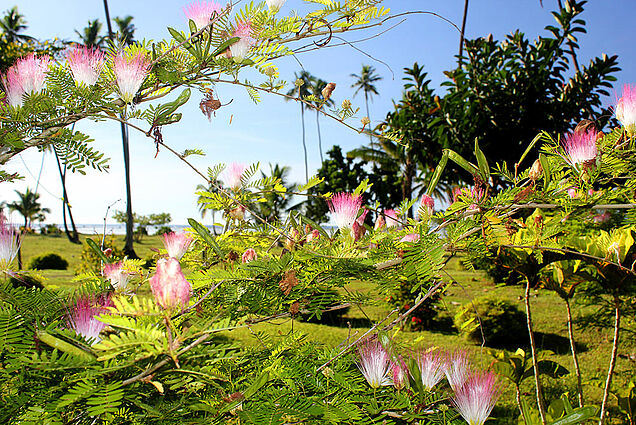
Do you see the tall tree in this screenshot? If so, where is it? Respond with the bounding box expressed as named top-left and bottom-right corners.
top-left (114, 15), bottom-right (135, 46)
top-left (350, 65), bottom-right (382, 144)
top-left (254, 164), bottom-right (296, 223)
top-left (285, 71), bottom-right (313, 183)
top-left (458, 0), bottom-right (469, 62)
top-left (75, 19), bottom-right (106, 48)
top-left (103, 0), bottom-right (137, 257)
top-left (0, 6), bottom-right (33, 43)
top-left (53, 147), bottom-right (81, 244)
top-left (6, 188), bottom-right (50, 269)
top-left (310, 78), bottom-right (335, 164)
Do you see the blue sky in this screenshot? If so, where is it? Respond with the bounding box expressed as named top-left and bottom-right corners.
top-left (1, 0), bottom-right (635, 225)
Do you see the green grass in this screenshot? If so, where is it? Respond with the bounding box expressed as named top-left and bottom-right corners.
top-left (12, 235), bottom-right (634, 423)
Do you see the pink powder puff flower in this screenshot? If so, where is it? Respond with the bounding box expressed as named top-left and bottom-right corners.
top-left (66, 46), bottom-right (104, 86)
top-left (356, 339), bottom-right (393, 388)
top-left (384, 209), bottom-right (400, 228)
top-left (2, 54), bottom-right (51, 107)
top-left (0, 213), bottom-right (21, 271)
top-left (184, 1), bottom-right (222, 30)
top-left (593, 211), bottom-right (611, 224)
top-left (445, 350), bottom-right (471, 392)
top-left (265, 0), bottom-right (286, 12)
top-left (102, 262), bottom-right (133, 291)
top-left (400, 233), bottom-right (420, 243)
top-left (390, 357), bottom-right (409, 390)
top-left (150, 257), bottom-right (192, 310)
top-left (306, 229), bottom-right (321, 243)
top-left (225, 163), bottom-right (246, 190)
top-left (229, 22), bottom-right (256, 60)
top-left (567, 187), bottom-right (580, 199)
top-left (113, 52), bottom-right (151, 104)
top-left (242, 248), bottom-right (257, 263)
top-left (229, 205), bottom-right (246, 221)
top-left (563, 130), bottom-right (598, 166)
top-left (374, 214), bottom-right (385, 230)
top-left (421, 194), bottom-right (435, 216)
top-left (162, 231), bottom-right (194, 260)
top-left (452, 371), bottom-right (502, 425)
top-left (67, 295), bottom-right (112, 344)
top-left (417, 349), bottom-right (445, 390)
top-left (615, 84), bottom-right (636, 135)
top-left (452, 187), bottom-right (463, 202)
top-left (328, 193), bottom-right (363, 231)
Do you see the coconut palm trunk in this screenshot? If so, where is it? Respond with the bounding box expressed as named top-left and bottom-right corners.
top-left (53, 150), bottom-right (80, 244)
top-left (458, 0), bottom-right (470, 62)
top-left (300, 104), bottom-right (308, 183)
top-left (103, 0), bottom-right (137, 257)
top-left (315, 109), bottom-right (324, 163)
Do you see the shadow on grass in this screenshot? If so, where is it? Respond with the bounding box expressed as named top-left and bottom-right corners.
top-left (481, 331), bottom-right (587, 354)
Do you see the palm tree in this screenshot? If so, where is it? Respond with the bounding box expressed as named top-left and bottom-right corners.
top-left (103, 0), bottom-right (137, 257)
top-left (255, 164), bottom-right (296, 222)
top-left (7, 188), bottom-right (50, 269)
top-left (196, 180), bottom-right (223, 235)
top-left (285, 71), bottom-right (313, 183)
top-left (458, 0), bottom-right (469, 62)
top-left (75, 19), bottom-right (106, 48)
top-left (310, 78), bottom-right (335, 164)
top-left (350, 65), bottom-right (382, 144)
top-left (114, 15), bottom-right (135, 46)
top-left (0, 6), bottom-right (33, 43)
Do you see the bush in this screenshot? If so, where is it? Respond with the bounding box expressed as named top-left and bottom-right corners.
top-left (29, 253), bottom-right (68, 270)
top-left (386, 279), bottom-right (443, 331)
top-left (9, 273), bottom-right (44, 289)
top-left (39, 224), bottom-right (61, 235)
top-left (76, 236), bottom-right (125, 275)
top-left (155, 225), bottom-right (172, 236)
top-left (454, 296), bottom-right (527, 347)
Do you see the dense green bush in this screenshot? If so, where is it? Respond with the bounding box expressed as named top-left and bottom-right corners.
top-left (28, 252), bottom-right (68, 270)
top-left (154, 225), bottom-right (172, 236)
top-left (9, 273), bottom-right (44, 289)
top-left (75, 236), bottom-right (125, 275)
top-left (454, 296), bottom-right (527, 347)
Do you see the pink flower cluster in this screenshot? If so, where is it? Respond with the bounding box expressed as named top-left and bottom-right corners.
top-left (2, 54), bottom-right (51, 107)
top-left (67, 295), bottom-right (112, 344)
top-left (229, 22), bottom-right (256, 60)
top-left (615, 84), bottom-right (636, 135)
top-left (356, 344), bottom-right (501, 425)
top-left (0, 213), bottom-right (21, 271)
top-left (103, 262), bottom-right (134, 292)
top-left (148, 232), bottom-right (194, 310)
top-left (184, 1), bottom-right (223, 30)
top-left (563, 129), bottom-right (598, 166)
top-left (328, 192), bottom-right (363, 231)
top-left (225, 163), bottom-right (246, 191)
top-left (66, 46), bottom-right (104, 86)
top-left (113, 52), bottom-right (151, 104)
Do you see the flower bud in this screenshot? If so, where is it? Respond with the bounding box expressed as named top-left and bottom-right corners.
top-left (162, 232), bottom-right (193, 260)
top-left (321, 82), bottom-right (336, 101)
top-left (150, 258), bottom-right (191, 310)
top-left (242, 248), bottom-right (257, 263)
top-left (306, 229), bottom-right (321, 243)
top-left (341, 99), bottom-right (351, 109)
top-left (361, 116), bottom-right (371, 126)
top-left (529, 159), bottom-right (543, 181)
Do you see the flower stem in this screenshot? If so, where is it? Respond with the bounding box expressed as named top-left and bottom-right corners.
top-left (524, 278), bottom-right (547, 424)
top-left (599, 294), bottom-right (621, 425)
top-left (565, 298), bottom-right (584, 407)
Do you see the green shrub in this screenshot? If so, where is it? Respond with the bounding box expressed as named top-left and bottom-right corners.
top-left (75, 236), bottom-right (125, 275)
top-left (155, 225), bottom-right (172, 236)
top-left (29, 253), bottom-right (68, 270)
top-left (386, 279), bottom-right (443, 331)
top-left (454, 296), bottom-right (527, 347)
top-left (9, 273), bottom-right (44, 289)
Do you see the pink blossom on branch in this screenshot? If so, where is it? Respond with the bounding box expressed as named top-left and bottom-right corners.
top-left (2, 54), bottom-right (51, 107)
top-left (150, 258), bottom-right (192, 310)
top-left (615, 84), bottom-right (636, 135)
top-left (350, 209), bottom-right (368, 241)
top-left (67, 295), bottom-right (112, 344)
top-left (444, 350), bottom-right (471, 392)
top-left (356, 339), bottom-right (392, 388)
top-left (452, 371), bottom-right (502, 425)
top-left (374, 214), bottom-right (385, 230)
top-left (420, 194), bottom-right (435, 216)
top-left (102, 262), bottom-right (133, 291)
top-left (384, 209), bottom-right (400, 228)
top-left (225, 163), bottom-right (246, 190)
top-left (162, 231), bottom-right (194, 260)
top-left (400, 233), bottom-right (420, 243)
top-left (183, 1), bottom-right (222, 30)
top-left (390, 357), bottom-right (409, 389)
top-left (0, 213), bottom-right (21, 271)
top-left (66, 46), bottom-right (104, 86)
top-left (328, 193), bottom-right (363, 231)
top-left (113, 52), bottom-right (151, 104)
top-left (229, 22), bottom-right (256, 60)
top-left (563, 130), bottom-right (598, 166)
top-left (417, 349), bottom-right (445, 391)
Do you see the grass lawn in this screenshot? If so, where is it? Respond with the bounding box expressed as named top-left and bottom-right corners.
top-left (12, 235), bottom-right (635, 424)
